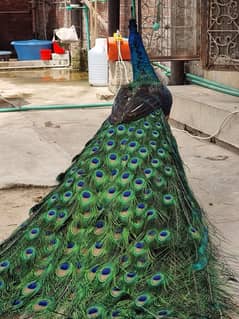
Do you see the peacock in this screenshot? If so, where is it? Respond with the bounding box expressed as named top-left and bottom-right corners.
top-left (0, 18), bottom-right (238, 319)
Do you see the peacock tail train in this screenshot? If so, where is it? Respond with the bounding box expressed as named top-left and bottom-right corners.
top-left (0, 19), bottom-right (238, 319)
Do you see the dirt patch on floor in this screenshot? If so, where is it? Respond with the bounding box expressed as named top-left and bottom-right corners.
top-left (0, 186), bottom-right (53, 242)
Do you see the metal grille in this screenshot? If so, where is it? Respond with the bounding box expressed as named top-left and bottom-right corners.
top-left (203, 0), bottom-right (239, 69)
top-left (139, 0), bottom-right (200, 60)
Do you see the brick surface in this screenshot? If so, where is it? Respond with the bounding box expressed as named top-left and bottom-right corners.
top-left (1, 0), bottom-right (29, 11)
top-left (0, 0), bottom-right (32, 51)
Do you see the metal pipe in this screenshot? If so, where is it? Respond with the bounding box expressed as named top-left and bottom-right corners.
top-left (83, 5), bottom-right (91, 50)
top-left (185, 77), bottom-right (239, 97)
top-left (0, 102), bottom-right (113, 113)
top-left (131, 0), bottom-right (136, 19)
top-left (152, 62), bottom-right (170, 73)
top-left (153, 62), bottom-right (239, 97)
top-left (185, 73), bottom-right (239, 92)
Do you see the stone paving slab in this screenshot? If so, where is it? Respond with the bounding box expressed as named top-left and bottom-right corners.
top-left (0, 112), bottom-right (71, 187)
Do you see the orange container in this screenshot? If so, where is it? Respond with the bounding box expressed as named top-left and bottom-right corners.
top-left (40, 49), bottom-right (52, 60)
top-left (108, 37), bottom-right (131, 61)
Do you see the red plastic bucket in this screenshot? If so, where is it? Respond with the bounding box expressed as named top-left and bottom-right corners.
top-left (40, 49), bottom-right (52, 60)
top-left (53, 41), bottom-right (65, 54)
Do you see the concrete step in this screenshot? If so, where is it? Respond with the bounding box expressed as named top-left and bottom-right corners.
top-left (170, 85), bottom-right (239, 150)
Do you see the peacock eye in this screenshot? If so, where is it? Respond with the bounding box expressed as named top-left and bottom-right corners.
top-left (121, 139), bottom-right (128, 145)
top-left (138, 203), bottom-right (145, 209)
top-left (96, 220), bottom-right (104, 228)
top-left (77, 181), bottom-right (84, 187)
top-left (96, 171), bottom-right (103, 177)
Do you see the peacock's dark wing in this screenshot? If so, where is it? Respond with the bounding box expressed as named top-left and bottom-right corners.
top-left (109, 83), bottom-right (173, 124)
top-left (0, 17), bottom-right (237, 319)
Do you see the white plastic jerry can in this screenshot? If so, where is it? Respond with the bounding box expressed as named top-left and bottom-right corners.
top-left (88, 38), bottom-right (108, 86)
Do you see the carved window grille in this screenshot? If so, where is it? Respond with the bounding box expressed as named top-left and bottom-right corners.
top-left (201, 0), bottom-right (239, 70)
top-left (139, 0), bottom-right (200, 60)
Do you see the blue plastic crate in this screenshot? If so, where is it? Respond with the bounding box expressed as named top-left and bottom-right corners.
top-left (11, 40), bottom-right (52, 61)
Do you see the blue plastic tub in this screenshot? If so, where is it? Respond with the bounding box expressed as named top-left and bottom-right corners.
top-left (11, 40), bottom-right (52, 60)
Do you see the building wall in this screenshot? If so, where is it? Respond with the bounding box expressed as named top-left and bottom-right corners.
top-left (187, 61), bottom-right (239, 90)
top-left (0, 0), bottom-right (33, 51)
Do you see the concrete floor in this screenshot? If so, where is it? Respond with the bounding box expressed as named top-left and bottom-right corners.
top-left (0, 69), bottom-right (111, 106)
top-left (171, 85), bottom-right (239, 149)
top-left (0, 69), bottom-right (239, 305)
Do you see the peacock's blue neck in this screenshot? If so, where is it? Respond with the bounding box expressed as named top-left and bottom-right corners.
top-left (129, 19), bottom-right (159, 83)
